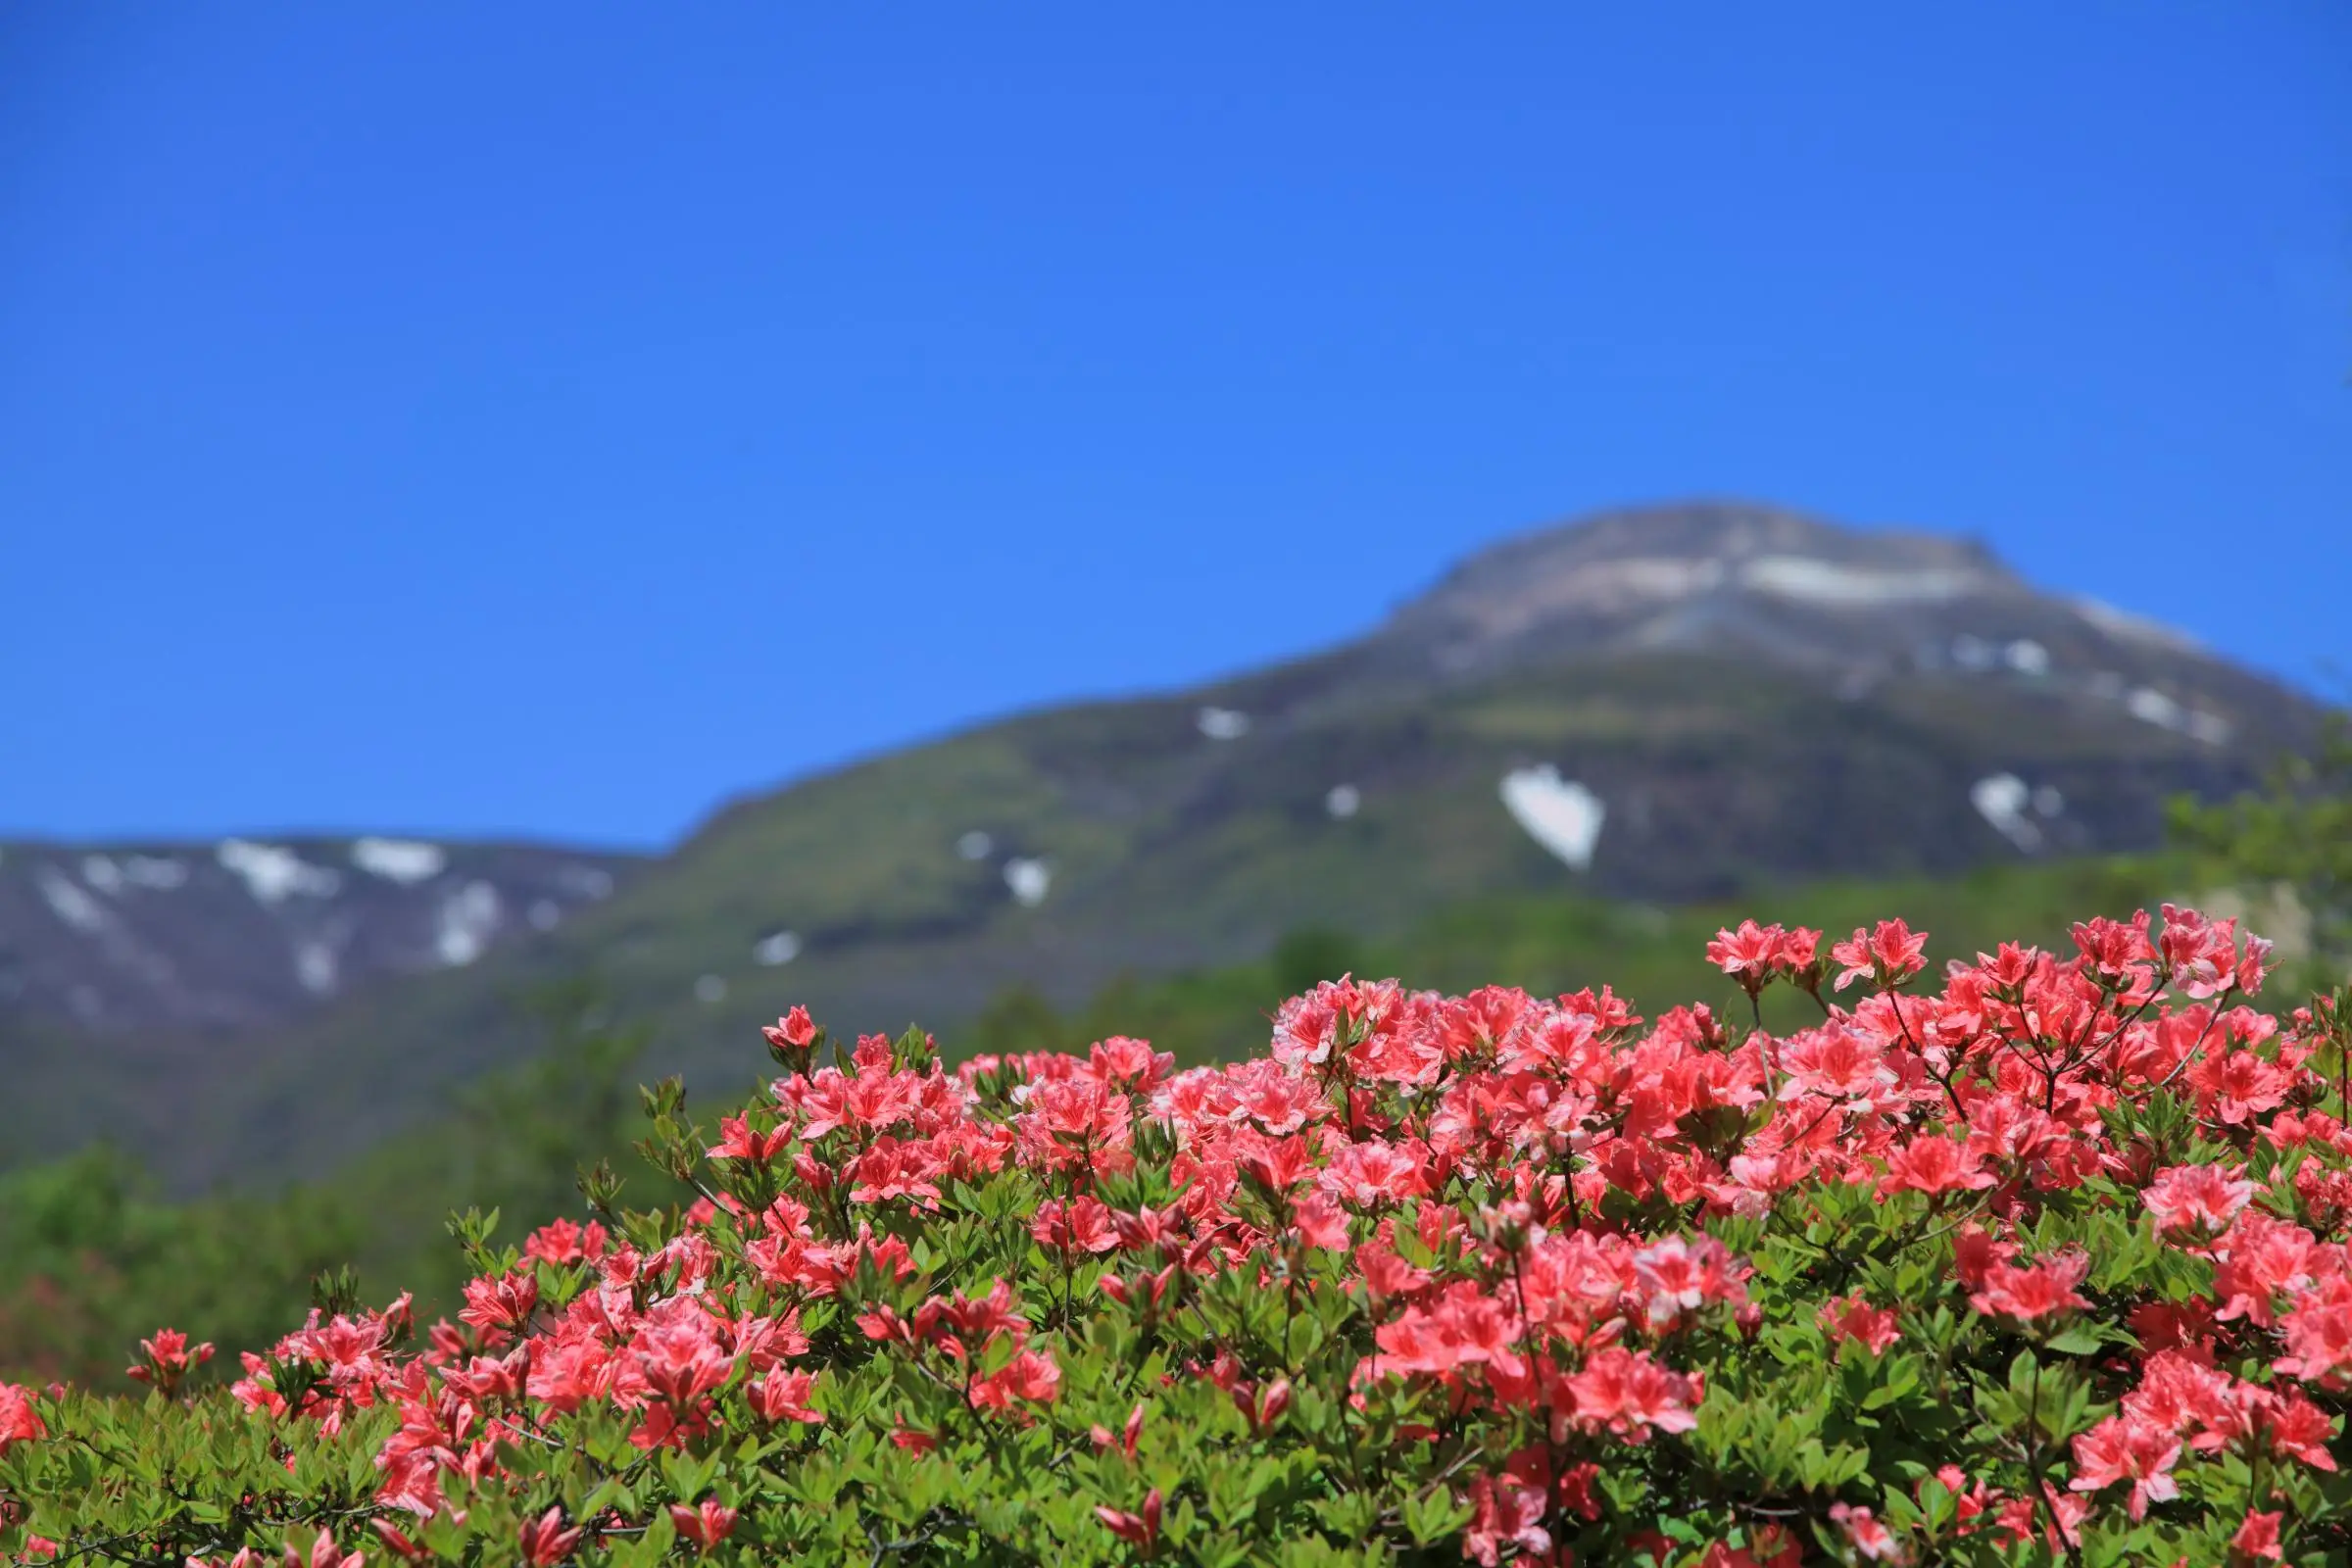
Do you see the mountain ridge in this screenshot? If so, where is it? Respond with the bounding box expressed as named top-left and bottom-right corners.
top-left (0, 500), bottom-right (2322, 1187)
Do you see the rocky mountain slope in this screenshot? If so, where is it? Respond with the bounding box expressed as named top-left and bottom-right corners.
top-left (0, 837), bottom-right (643, 1037)
top-left (0, 501), bottom-right (2318, 1187)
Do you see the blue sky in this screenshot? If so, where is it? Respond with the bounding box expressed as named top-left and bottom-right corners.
top-left (4, 3), bottom-right (2347, 848)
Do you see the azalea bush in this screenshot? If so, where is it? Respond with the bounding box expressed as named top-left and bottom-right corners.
top-left (5, 906), bottom-right (2352, 1566)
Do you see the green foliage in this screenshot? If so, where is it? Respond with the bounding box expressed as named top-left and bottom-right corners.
top-left (1270, 930), bottom-right (1367, 1002)
top-left (2172, 710), bottom-right (2352, 984)
top-left (1, 859), bottom-right (2185, 1391)
top-left (0, 982), bottom-right (655, 1389)
top-left (975, 856), bottom-right (2180, 1067)
top-left (0, 1148), bottom-right (356, 1390)
top-left (6, 897), bottom-right (2351, 1566)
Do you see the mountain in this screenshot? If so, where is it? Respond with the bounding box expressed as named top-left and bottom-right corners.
top-left (0, 837), bottom-right (645, 1037)
top-left (0, 501), bottom-right (2318, 1188)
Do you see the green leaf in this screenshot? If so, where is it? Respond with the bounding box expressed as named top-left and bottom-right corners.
top-left (2045, 1325), bottom-right (2104, 1356)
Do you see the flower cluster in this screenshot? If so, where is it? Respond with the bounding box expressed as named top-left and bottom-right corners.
top-left (5, 906), bottom-right (2351, 1567)
top-left (124, 1330), bottom-right (215, 1400)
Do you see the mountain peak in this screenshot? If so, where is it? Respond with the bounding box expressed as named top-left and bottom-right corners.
top-left (4, 498), bottom-right (2321, 1190)
top-left (1376, 501), bottom-right (2039, 673)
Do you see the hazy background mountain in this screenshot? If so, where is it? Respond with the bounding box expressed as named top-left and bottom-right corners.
top-left (0, 837), bottom-right (643, 1037)
top-left (0, 501), bottom-right (2318, 1190)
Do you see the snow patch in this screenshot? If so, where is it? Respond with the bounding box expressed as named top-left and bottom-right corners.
top-left (1950, 635), bottom-right (1997, 672)
top-left (754, 930), bottom-right (803, 966)
top-left (1197, 707), bottom-right (1250, 740)
top-left (1004, 858), bottom-right (1053, 907)
top-left (528, 900), bottom-right (562, 931)
top-left (2127, 687), bottom-right (2185, 730)
top-left (1499, 766), bottom-right (1605, 871)
top-left (1498, 558), bottom-right (1730, 619)
top-left (37, 868), bottom-right (109, 933)
top-left (1971, 774), bottom-right (2043, 853)
top-left (351, 837), bottom-right (446, 884)
top-left (2185, 710), bottom-right (2232, 746)
top-left (560, 865), bottom-right (615, 900)
top-left (1739, 557), bottom-right (1984, 608)
top-left (218, 840), bottom-right (341, 905)
top-left (1325, 783), bottom-right (1361, 820)
top-left (1592, 558), bottom-right (1729, 599)
top-left (122, 856), bottom-right (187, 890)
top-left (2004, 639), bottom-right (2050, 677)
top-left (2119, 684), bottom-right (2231, 744)
top-left (295, 941), bottom-right (339, 996)
top-left (81, 857), bottom-right (125, 896)
top-left (956, 831), bottom-right (996, 861)
top-left (435, 881), bottom-right (502, 966)
top-left (2033, 785), bottom-right (2066, 817)
top-left (2073, 597), bottom-right (2202, 652)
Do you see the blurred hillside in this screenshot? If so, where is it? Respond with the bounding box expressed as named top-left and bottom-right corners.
top-left (0, 501), bottom-right (2320, 1189)
top-left (0, 852), bottom-right (2186, 1387)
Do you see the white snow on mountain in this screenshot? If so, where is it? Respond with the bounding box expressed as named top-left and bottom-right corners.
top-left (295, 940), bottom-right (339, 996)
top-left (1004, 858), bottom-right (1053, 906)
top-left (2185, 710), bottom-right (2232, 745)
top-left (560, 865), bottom-right (615, 900)
top-left (122, 856), bottom-right (188, 890)
top-left (1197, 707), bottom-right (1250, 740)
top-left (218, 840), bottom-right (342, 904)
top-left (1971, 774), bottom-right (2043, 853)
top-left (1738, 557), bottom-right (1985, 607)
top-left (2072, 597), bottom-right (2202, 653)
top-left (352, 837), bottom-right (447, 884)
top-left (1499, 766), bottom-right (1605, 871)
top-left (37, 867), bottom-right (109, 933)
top-left (435, 881), bottom-right (502, 965)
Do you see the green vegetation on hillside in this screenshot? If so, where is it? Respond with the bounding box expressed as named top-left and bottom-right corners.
top-left (2172, 710), bottom-right (2352, 989)
top-left (0, 985), bottom-right (673, 1388)
top-left (12, 854), bottom-right (2351, 1568)
top-left (966, 855), bottom-right (2181, 1069)
top-left (21, 610), bottom-right (2305, 1198)
top-left (0, 853), bottom-right (2199, 1386)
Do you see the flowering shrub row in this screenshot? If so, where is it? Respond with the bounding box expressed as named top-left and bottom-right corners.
top-left (4, 905), bottom-right (2350, 1565)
